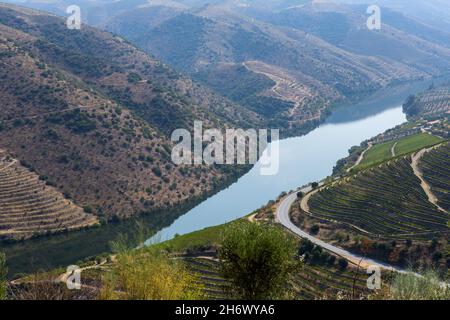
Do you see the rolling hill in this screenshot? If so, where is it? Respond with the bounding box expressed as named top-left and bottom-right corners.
top-left (97, 1), bottom-right (450, 133)
top-left (6, 0), bottom-right (450, 136)
top-left (0, 3), bottom-right (258, 238)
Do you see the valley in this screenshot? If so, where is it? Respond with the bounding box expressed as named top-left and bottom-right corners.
top-left (0, 0), bottom-right (449, 302)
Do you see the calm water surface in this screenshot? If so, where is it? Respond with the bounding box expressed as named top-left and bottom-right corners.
top-left (149, 82), bottom-right (429, 243)
top-left (2, 80), bottom-right (436, 276)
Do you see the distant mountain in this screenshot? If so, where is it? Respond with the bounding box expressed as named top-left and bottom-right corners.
top-left (0, 3), bottom-right (256, 230)
top-left (6, 0), bottom-right (450, 135)
top-left (334, 0), bottom-right (450, 31)
top-left (100, 1), bottom-right (450, 132)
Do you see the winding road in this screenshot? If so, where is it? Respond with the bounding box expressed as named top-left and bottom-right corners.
top-left (275, 190), bottom-right (407, 273)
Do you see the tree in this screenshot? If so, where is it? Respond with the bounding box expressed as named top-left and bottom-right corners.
top-left (310, 224), bottom-right (320, 235)
top-left (219, 222), bottom-right (297, 300)
top-left (0, 252), bottom-right (7, 300)
top-left (296, 191), bottom-right (304, 198)
top-left (338, 258), bottom-right (348, 271)
top-left (311, 182), bottom-right (319, 189)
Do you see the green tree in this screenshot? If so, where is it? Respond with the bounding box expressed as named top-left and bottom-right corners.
top-left (219, 222), bottom-right (297, 300)
top-left (0, 252), bottom-right (7, 300)
top-left (338, 258), bottom-right (348, 270)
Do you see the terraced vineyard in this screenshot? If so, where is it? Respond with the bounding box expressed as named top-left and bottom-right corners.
top-left (416, 87), bottom-right (450, 116)
top-left (183, 257), bottom-right (371, 300)
top-left (404, 86), bottom-right (450, 117)
top-left (308, 155), bottom-right (450, 240)
top-left (0, 150), bottom-right (98, 240)
top-left (419, 143), bottom-right (450, 212)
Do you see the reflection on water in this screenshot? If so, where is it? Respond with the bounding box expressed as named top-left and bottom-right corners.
top-left (0, 80), bottom-right (435, 276)
top-left (149, 95), bottom-right (408, 244)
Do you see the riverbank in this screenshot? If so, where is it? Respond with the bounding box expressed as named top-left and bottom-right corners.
top-left (0, 79), bottom-right (439, 277)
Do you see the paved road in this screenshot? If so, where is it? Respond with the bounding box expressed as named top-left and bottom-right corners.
top-left (276, 190), bottom-right (407, 272)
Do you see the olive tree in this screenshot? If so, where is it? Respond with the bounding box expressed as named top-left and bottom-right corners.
top-left (219, 222), bottom-right (297, 300)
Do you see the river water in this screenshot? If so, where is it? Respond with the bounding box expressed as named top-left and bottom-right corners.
top-left (0, 80), bottom-right (435, 276)
top-left (149, 84), bottom-right (415, 243)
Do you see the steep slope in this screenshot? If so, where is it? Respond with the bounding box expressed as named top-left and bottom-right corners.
top-left (108, 6), bottom-right (418, 130)
top-left (0, 150), bottom-right (98, 240)
top-left (102, 1), bottom-right (449, 134)
top-left (247, 2), bottom-right (450, 75)
top-left (0, 3), bottom-right (254, 232)
top-left (334, 0), bottom-right (450, 31)
top-left (308, 154), bottom-right (449, 240)
top-left (6, 1), bottom-right (450, 136)
top-left (403, 84), bottom-right (450, 118)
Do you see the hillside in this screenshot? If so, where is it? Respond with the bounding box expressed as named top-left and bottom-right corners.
top-left (291, 141), bottom-right (450, 269)
top-left (7, 218), bottom-right (376, 300)
top-left (6, 1), bottom-right (450, 136)
top-left (99, 1), bottom-right (450, 134)
top-left (0, 3), bottom-right (256, 237)
top-left (0, 150), bottom-right (98, 240)
top-left (404, 84), bottom-right (450, 118)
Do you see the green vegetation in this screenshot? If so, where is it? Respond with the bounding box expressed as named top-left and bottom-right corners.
top-left (420, 143), bottom-right (450, 211)
top-left (0, 252), bottom-right (7, 300)
top-left (185, 254), bottom-right (371, 300)
top-left (388, 270), bottom-right (450, 300)
top-left (309, 155), bottom-right (450, 241)
top-left (157, 224), bottom-right (227, 253)
top-left (358, 141), bottom-right (396, 169)
top-left (403, 85), bottom-right (450, 117)
top-left (395, 133), bottom-right (443, 155)
top-left (218, 222), bottom-right (297, 299)
top-left (358, 133), bottom-right (443, 170)
top-left (100, 248), bottom-right (204, 300)
top-left (46, 109), bottom-right (97, 134)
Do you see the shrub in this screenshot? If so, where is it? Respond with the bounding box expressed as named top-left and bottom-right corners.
top-left (310, 224), bottom-right (320, 235)
top-left (219, 222), bottom-right (297, 299)
top-left (100, 249), bottom-right (203, 300)
top-left (127, 72), bottom-right (142, 84)
top-left (389, 270), bottom-right (450, 300)
top-left (338, 258), bottom-right (348, 271)
top-left (83, 205), bottom-right (94, 214)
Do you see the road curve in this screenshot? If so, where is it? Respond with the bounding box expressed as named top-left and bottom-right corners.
top-left (276, 191), bottom-right (407, 273)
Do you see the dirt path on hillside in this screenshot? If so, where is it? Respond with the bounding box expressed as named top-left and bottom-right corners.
top-left (0, 159), bottom-right (17, 172)
top-left (411, 147), bottom-right (447, 213)
top-left (346, 143), bottom-right (372, 173)
top-left (391, 142), bottom-right (398, 157)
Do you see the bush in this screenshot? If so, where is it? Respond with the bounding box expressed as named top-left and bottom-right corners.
top-left (389, 270), bottom-right (450, 300)
top-left (100, 249), bottom-right (203, 300)
top-left (219, 222), bottom-right (297, 299)
top-left (338, 258), bottom-right (348, 271)
top-left (310, 224), bottom-right (320, 235)
top-left (83, 205), bottom-right (94, 214)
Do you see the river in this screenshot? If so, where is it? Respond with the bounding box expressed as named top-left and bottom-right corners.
top-left (0, 80), bottom-right (436, 276)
